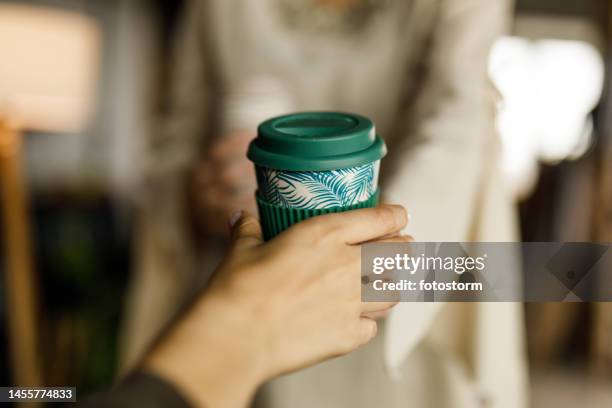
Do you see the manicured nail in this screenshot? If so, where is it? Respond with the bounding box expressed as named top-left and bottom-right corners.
top-left (228, 210), bottom-right (243, 228)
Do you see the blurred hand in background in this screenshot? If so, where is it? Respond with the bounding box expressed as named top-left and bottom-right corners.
top-left (192, 131), bottom-right (257, 237)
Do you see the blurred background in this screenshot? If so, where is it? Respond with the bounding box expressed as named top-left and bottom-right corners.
top-left (0, 0), bottom-right (612, 406)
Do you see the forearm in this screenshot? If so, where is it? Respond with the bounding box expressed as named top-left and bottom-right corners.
top-left (142, 295), bottom-right (265, 408)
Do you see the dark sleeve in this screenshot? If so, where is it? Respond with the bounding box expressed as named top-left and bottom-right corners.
top-left (78, 372), bottom-right (192, 408)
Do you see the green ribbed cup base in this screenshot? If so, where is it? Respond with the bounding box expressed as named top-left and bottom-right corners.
top-left (256, 190), bottom-right (380, 241)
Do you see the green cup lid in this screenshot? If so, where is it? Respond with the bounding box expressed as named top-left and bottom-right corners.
top-left (247, 111), bottom-right (387, 171)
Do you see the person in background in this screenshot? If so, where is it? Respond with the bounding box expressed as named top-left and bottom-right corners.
top-left (85, 206), bottom-right (408, 407)
top-left (121, 0), bottom-right (527, 407)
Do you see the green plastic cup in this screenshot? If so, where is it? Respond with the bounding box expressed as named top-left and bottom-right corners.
top-left (247, 112), bottom-right (387, 240)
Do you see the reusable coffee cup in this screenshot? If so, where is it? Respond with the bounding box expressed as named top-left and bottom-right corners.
top-left (247, 111), bottom-right (387, 240)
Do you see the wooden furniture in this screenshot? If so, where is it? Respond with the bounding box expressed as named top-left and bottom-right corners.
top-left (0, 3), bottom-right (100, 394)
top-left (0, 119), bottom-right (42, 388)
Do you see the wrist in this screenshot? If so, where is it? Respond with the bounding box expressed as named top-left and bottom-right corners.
top-left (143, 294), bottom-right (267, 408)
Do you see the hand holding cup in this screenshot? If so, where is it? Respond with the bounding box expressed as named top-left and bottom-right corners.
top-left (144, 205), bottom-right (410, 408)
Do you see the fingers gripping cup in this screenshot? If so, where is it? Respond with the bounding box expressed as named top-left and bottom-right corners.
top-left (247, 112), bottom-right (387, 240)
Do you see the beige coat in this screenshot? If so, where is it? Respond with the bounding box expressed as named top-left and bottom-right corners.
top-left (120, 0), bottom-right (528, 406)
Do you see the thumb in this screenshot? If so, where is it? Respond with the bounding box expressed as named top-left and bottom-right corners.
top-left (228, 210), bottom-right (263, 249)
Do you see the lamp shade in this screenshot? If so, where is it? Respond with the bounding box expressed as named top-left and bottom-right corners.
top-left (0, 3), bottom-right (100, 133)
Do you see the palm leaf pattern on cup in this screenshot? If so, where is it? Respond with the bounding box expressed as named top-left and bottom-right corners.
top-left (256, 162), bottom-right (378, 209)
top-left (256, 166), bottom-right (294, 207)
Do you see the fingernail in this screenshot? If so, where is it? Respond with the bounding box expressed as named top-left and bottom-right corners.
top-left (228, 210), bottom-right (243, 228)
